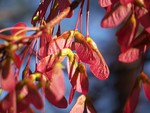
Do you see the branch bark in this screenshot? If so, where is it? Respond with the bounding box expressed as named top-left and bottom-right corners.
top-left (45, 0), bottom-right (82, 31)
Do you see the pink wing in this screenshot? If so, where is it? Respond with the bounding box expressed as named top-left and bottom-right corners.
top-left (101, 3), bottom-right (131, 28)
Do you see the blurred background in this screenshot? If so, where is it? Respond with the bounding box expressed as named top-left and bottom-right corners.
top-left (0, 0), bottom-right (150, 113)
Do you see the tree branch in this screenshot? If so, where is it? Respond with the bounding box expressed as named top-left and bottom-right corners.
top-left (45, 0), bottom-right (82, 31)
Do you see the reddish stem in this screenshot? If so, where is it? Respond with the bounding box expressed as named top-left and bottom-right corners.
top-left (86, 0), bottom-right (90, 37)
top-left (0, 34), bottom-right (9, 39)
top-left (41, 88), bottom-right (45, 113)
top-left (80, 13), bottom-right (83, 33)
top-left (75, 0), bottom-right (85, 30)
top-left (12, 90), bottom-right (17, 113)
top-left (0, 27), bottom-right (38, 34)
top-left (140, 45), bottom-right (147, 72)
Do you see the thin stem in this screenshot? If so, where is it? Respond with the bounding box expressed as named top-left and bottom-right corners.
top-left (75, 9), bottom-right (81, 30)
top-left (75, 0), bottom-right (85, 30)
top-left (14, 28), bottom-right (37, 36)
top-left (11, 31), bottom-right (42, 45)
top-left (80, 13), bottom-right (83, 33)
top-left (41, 88), bottom-right (45, 113)
top-left (12, 90), bottom-right (17, 113)
top-left (46, 0), bottom-right (55, 22)
top-left (0, 27), bottom-right (38, 34)
top-left (86, 0), bottom-right (90, 37)
top-left (18, 39), bottom-right (36, 77)
top-left (0, 34), bottom-right (9, 39)
top-left (36, 38), bottom-right (39, 64)
top-left (140, 45), bottom-right (147, 72)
